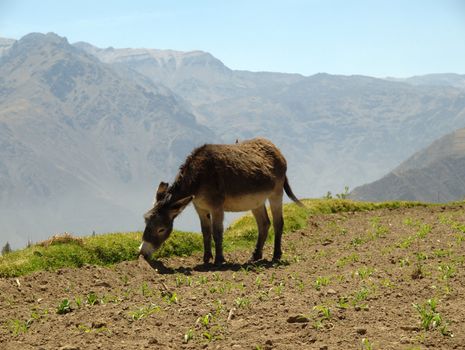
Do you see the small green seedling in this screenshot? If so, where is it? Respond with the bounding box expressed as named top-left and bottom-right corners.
top-left (184, 328), bottom-right (195, 343)
top-left (197, 313), bottom-right (212, 327)
top-left (314, 276), bottom-right (330, 290)
top-left (7, 319), bottom-right (32, 336)
top-left (235, 297), bottom-right (250, 308)
top-left (163, 291), bottom-right (178, 304)
top-left (129, 304), bottom-right (160, 321)
top-left (313, 305), bottom-right (331, 320)
top-left (413, 298), bottom-right (441, 331)
top-left (56, 299), bottom-right (72, 314)
top-left (361, 338), bottom-right (373, 350)
top-left (75, 296), bottom-right (83, 308)
top-left (86, 292), bottom-right (100, 306)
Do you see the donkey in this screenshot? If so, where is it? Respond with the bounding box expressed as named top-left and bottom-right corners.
top-left (139, 138), bottom-right (303, 265)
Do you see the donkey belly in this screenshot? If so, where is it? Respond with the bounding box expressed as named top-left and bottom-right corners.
top-left (223, 192), bottom-right (269, 212)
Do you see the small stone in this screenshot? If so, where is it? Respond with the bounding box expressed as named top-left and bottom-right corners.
top-left (148, 338), bottom-right (158, 345)
top-left (95, 281), bottom-right (112, 288)
top-left (356, 327), bottom-right (367, 335)
top-left (319, 346), bottom-right (328, 350)
top-left (287, 315), bottom-right (310, 323)
top-left (354, 305), bottom-right (361, 311)
top-left (92, 321), bottom-right (106, 329)
top-left (326, 288), bottom-right (337, 295)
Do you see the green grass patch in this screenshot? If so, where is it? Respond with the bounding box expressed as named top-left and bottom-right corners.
top-left (0, 199), bottom-right (431, 277)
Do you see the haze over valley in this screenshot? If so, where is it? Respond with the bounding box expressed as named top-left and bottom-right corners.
top-left (1, 32), bottom-right (465, 249)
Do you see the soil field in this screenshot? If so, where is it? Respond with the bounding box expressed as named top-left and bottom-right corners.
top-left (1, 204), bottom-right (465, 350)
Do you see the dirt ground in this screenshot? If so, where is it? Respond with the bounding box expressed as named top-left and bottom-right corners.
top-left (1, 204), bottom-right (465, 350)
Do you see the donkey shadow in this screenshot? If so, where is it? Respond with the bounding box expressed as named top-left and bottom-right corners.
top-left (145, 257), bottom-right (286, 275)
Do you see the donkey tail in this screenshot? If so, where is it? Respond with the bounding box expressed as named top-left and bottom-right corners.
top-left (284, 176), bottom-right (304, 207)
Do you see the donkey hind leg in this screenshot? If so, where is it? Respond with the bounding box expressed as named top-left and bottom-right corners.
top-left (269, 192), bottom-right (284, 262)
top-left (194, 205), bottom-right (213, 264)
top-left (211, 209), bottom-right (225, 266)
top-left (251, 205), bottom-right (271, 261)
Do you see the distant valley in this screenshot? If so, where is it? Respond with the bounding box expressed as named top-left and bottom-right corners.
top-left (1, 32), bottom-right (465, 248)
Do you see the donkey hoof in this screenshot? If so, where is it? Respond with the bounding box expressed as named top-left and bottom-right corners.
top-left (214, 256), bottom-right (225, 266)
top-left (250, 252), bottom-right (263, 262)
top-left (272, 253), bottom-right (282, 262)
top-left (203, 254), bottom-right (213, 265)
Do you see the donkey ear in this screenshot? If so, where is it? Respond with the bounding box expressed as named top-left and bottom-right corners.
top-left (155, 182), bottom-right (169, 203)
top-left (168, 196), bottom-right (193, 219)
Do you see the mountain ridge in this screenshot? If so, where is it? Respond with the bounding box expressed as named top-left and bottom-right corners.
top-left (351, 128), bottom-right (465, 202)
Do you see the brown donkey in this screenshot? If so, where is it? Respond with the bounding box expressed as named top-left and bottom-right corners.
top-left (140, 138), bottom-right (303, 265)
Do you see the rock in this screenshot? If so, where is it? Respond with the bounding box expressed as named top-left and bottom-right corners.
top-left (319, 346), bottom-right (328, 350)
top-left (60, 346), bottom-right (80, 350)
top-left (326, 288), bottom-right (337, 295)
top-left (287, 315), bottom-right (310, 323)
top-left (94, 280), bottom-right (112, 288)
top-left (92, 321), bottom-right (106, 328)
top-left (148, 338), bottom-right (158, 344)
top-left (355, 327), bottom-right (367, 335)
top-left (322, 239), bottom-right (333, 246)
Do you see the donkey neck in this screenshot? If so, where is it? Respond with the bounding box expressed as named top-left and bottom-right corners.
top-left (167, 173), bottom-right (196, 202)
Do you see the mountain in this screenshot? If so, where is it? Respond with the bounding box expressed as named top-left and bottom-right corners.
top-left (76, 43), bottom-right (465, 197)
top-left (72, 42), bottom-right (304, 111)
top-left (387, 73), bottom-right (465, 89)
top-left (0, 33), bottom-right (214, 248)
top-left (2, 32), bottom-right (465, 249)
top-left (350, 127), bottom-right (465, 202)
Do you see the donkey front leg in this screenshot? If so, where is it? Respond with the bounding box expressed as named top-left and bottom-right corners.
top-left (194, 205), bottom-right (213, 264)
top-left (211, 209), bottom-right (225, 266)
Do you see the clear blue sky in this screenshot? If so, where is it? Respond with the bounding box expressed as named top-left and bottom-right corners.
top-left (1, 0), bottom-right (464, 77)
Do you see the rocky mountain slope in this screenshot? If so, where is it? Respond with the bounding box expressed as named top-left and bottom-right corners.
top-left (351, 127), bottom-right (465, 202)
top-left (78, 43), bottom-right (465, 196)
top-left (0, 33), bottom-right (214, 248)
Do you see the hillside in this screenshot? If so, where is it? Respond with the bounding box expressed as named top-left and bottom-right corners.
top-left (1, 202), bottom-right (464, 349)
top-left (0, 33), bottom-right (214, 248)
top-left (351, 128), bottom-right (465, 202)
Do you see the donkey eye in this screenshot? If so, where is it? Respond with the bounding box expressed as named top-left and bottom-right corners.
top-left (157, 228), bottom-right (165, 234)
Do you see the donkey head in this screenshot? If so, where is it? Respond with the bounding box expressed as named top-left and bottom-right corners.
top-left (139, 181), bottom-right (192, 259)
